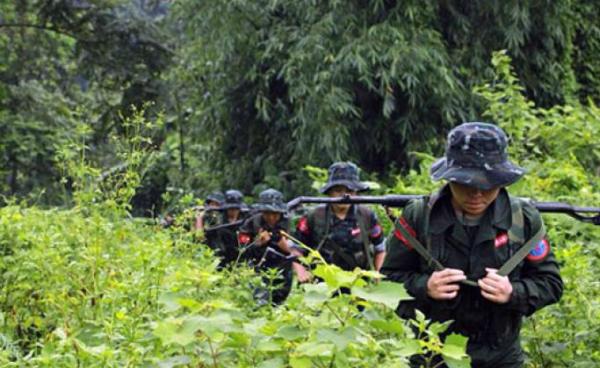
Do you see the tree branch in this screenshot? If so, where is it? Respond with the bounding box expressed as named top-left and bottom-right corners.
top-left (0, 22), bottom-right (79, 41)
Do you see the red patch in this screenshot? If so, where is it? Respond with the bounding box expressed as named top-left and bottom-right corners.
top-left (297, 217), bottom-right (310, 234)
top-left (351, 227), bottom-right (361, 237)
top-left (526, 238), bottom-right (550, 262)
top-left (495, 232), bottom-right (509, 248)
top-left (394, 217), bottom-right (416, 250)
top-left (370, 224), bottom-right (383, 238)
top-left (238, 233), bottom-right (251, 245)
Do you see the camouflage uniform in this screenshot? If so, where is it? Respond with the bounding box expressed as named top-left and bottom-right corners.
top-left (295, 162), bottom-right (385, 271)
top-left (381, 123), bottom-right (563, 368)
top-left (238, 189), bottom-right (294, 305)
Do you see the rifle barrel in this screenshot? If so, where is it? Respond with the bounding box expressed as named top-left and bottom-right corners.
top-left (287, 195), bottom-right (600, 225)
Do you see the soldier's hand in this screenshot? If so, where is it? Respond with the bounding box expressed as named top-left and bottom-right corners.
top-left (293, 263), bottom-right (312, 283)
top-left (478, 268), bottom-right (513, 304)
top-left (426, 268), bottom-right (466, 300)
top-left (256, 229), bottom-right (271, 246)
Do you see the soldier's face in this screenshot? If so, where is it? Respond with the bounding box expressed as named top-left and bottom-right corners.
top-left (327, 186), bottom-right (356, 211)
top-left (207, 200), bottom-right (220, 208)
top-left (449, 182), bottom-right (501, 216)
top-left (227, 208), bottom-right (240, 220)
top-left (262, 211), bottom-right (281, 227)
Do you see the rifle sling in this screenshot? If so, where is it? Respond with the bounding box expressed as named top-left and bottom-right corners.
top-left (498, 223), bottom-right (545, 276)
top-left (356, 207), bottom-right (374, 270)
top-left (394, 221), bottom-right (477, 288)
top-left (394, 217), bottom-right (546, 288)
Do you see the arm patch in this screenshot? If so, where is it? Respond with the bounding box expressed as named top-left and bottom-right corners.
top-left (526, 238), bottom-right (550, 262)
top-left (297, 216), bottom-right (310, 234)
top-left (238, 233), bottom-right (251, 245)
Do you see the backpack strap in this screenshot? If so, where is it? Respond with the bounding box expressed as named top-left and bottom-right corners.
top-left (507, 196), bottom-right (526, 245)
top-left (498, 197), bottom-right (545, 277)
top-left (356, 205), bottom-right (374, 270)
top-left (312, 206), bottom-right (330, 253)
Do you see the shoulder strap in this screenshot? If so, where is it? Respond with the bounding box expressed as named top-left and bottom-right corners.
top-left (313, 206), bottom-right (331, 253)
top-left (508, 196), bottom-right (526, 245)
top-left (355, 206), bottom-right (374, 270)
top-left (498, 197), bottom-right (545, 276)
top-left (393, 197), bottom-right (479, 287)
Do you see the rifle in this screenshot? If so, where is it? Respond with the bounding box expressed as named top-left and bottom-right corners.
top-left (287, 195), bottom-right (600, 225)
top-left (204, 219), bottom-right (245, 233)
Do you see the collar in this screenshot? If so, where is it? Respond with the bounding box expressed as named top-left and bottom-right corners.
top-left (428, 184), bottom-right (512, 235)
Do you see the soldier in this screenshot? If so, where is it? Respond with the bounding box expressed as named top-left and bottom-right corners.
top-left (293, 162), bottom-right (386, 283)
top-left (238, 188), bottom-right (296, 305)
top-left (381, 122), bottom-right (563, 367)
top-left (195, 191), bottom-right (224, 248)
top-left (209, 189), bottom-right (249, 267)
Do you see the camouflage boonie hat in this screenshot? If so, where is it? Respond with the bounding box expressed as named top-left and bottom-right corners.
top-left (319, 162), bottom-right (369, 194)
top-left (255, 188), bottom-right (287, 213)
top-left (430, 122), bottom-right (525, 190)
top-left (205, 191), bottom-right (225, 205)
top-left (221, 189), bottom-right (247, 210)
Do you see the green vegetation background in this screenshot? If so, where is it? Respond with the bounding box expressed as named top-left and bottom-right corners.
top-left (1, 1), bottom-right (599, 367)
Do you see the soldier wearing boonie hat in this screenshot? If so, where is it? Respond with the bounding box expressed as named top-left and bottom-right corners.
top-left (211, 190), bottom-right (249, 267)
top-left (194, 190), bottom-right (225, 246)
top-left (382, 122), bottom-right (563, 367)
top-left (238, 188), bottom-right (296, 305)
top-left (293, 162), bottom-right (386, 283)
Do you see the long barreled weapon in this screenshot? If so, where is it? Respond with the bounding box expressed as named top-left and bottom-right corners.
top-left (287, 195), bottom-right (600, 225)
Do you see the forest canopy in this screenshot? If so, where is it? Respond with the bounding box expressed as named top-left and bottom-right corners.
top-left (1, 0), bottom-right (600, 213)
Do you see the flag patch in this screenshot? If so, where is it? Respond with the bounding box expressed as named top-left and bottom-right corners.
top-left (495, 232), bottom-right (509, 248)
top-left (370, 224), bottom-right (382, 238)
top-left (526, 238), bottom-right (550, 262)
top-left (297, 217), bottom-right (310, 234)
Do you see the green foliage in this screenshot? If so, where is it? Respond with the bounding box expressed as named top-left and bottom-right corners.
top-left (158, 0), bottom-right (600, 198)
top-left (0, 202), bottom-right (470, 367)
top-left (474, 50), bottom-right (600, 367)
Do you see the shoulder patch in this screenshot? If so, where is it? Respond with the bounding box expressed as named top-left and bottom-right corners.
top-left (394, 217), bottom-right (416, 250)
top-left (297, 216), bottom-right (310, 234)
top-left (238, 232), bottom-right (251, 245)
top-left (526, 238), bottom-right (550, 262)
top-left (370, 224), bottom-right (383, 238)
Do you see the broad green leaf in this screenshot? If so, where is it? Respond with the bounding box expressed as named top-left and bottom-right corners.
top-left (370, 319), bottom-right (405, 335)
top-left (276, 325), bottom-right (306, 341)
top-left (352, 281), bottom-right (412, 309)
top-left (313, 264), bottom-right (359, 289)
top-left (393, 339), bottom-right (421, 357)
top-left (157, 355), bottom-right (192, 368)
top-left (256, 338), bottom-right (284, 352)
top-left (315, 327), bottom-right (358, 350)
top-left (441, 333), bottom-right (471, 368)
top-left (258, 357), bottom-right (285, 368)
top-left (158, 292), bottom-right (182, 312)
top-left (301, 282), bottom-right (330, 307)
top-left (290, 356), bottom-right (312, 368)
top-left (295, 341), bottom-right (335, 357)
top-left (153, 318), bottom-right (201, 347)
